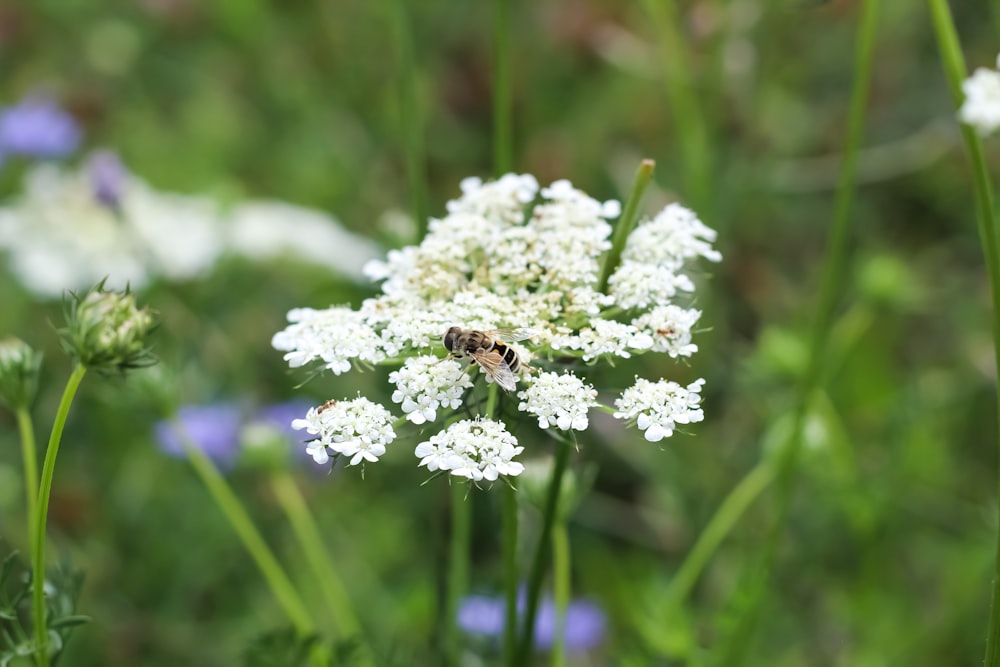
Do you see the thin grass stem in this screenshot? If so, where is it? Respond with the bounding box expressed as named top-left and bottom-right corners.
top-left (550, 519), bottom-right (570, 667)
top-left (445, 480), bottom-right (471, 666)
top-left (17, 407), bottom-right (38, 544)
top-left (598, 159), bottom-right (656, 293)
top-left (492, 0), bottom-right (513, 176)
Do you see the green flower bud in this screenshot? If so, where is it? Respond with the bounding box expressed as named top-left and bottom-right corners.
top-left (0, 337), bottom-right (43, 410)
top-left (60, 282), bottom-right (157, 372)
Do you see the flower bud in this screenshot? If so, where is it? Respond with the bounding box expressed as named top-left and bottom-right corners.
top-left (0, 337), bottom-right (43, 410)
top-left (60, 283), bottom-right (157, 372)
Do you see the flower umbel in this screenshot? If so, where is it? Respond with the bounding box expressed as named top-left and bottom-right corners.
top-left (415, 419), bottom-right (525, 481)
top-left (518, 371), bottom-right (598, 431)
top-left (292, 397), bottom-right (397, 467)
top-left (0, 337), bottom-right (43, 410)
top-left (60, 282), bottom-right (157, 372)
top-left (613, 378), bottom-right (706, 442)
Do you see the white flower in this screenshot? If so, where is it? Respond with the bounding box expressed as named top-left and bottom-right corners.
top-left (613, 378), bottom-right (705, 442)
top-left (0, 163), bottom-right (224, 296)
top-left (389, 355), bottom-right (473, 424)
top-left (608, 261), bottom-right (694, 310)
top-left (960, 59), bottom-right (1000, 136)
top-left (631, 305), bottom-right (702, 357)
top-left (271, 306), bottom-right (396, 373)
top-left (415, 419), bottom-right (524, 481)
top-left (622, 203), bottom-right (721, 267)
top-left (228, 200), bottom-right (382, 280)
top-left (518, 370), bottom-right (598, 431)
top-left (292, 397), bottom-right (397, 466)
top-left (548, 319), bottom-right (654, 361)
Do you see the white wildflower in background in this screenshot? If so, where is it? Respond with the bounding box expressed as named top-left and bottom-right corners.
top-left (0, 159), bottom-right (379, 297)
top-left (415, 419), bottom-right (525, 481)
top-left (389, 355), bottom-right (473, 424)
top-left (518, 371), bottom-right (598, 431)
top-left (277, 173), bottom-right (720, 478)
top-left (291, 397), bottom-right (396, 466)
top-left (960, 54), bottom-right (1000, 136)
top-left (613, 378), bottom-right (706, 442)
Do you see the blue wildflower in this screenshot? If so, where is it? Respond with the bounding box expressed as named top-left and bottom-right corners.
top-left (87, 150), bottom-right (127, 209)
top-left (457, 594), bottom-right (607, 654)
top-left (154, 404), bottom-right (243, 468)
top-left (0, 95), bottom-right (81, 159)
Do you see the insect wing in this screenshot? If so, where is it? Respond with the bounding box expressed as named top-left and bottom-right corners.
top-left (488, 327), bottom-right (537, 343)
top-left (471, 349), bottom-right (517, 392)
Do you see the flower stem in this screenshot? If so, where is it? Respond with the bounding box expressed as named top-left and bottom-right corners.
top-left (927, 2), bottom-right (1000, 663)
top-left (270, 471), bottom-right (372, 664)
top-left (492, 0), bottom-right (513, 175)
top-left (640, 0), bottom-right (711, 213)
top-left (32, 363), bottom-right (86, 667)
top-left (501, 481), bottom-right (518, 663)
top-left (598, 159), bottom-right (656, 293)
top-left (665, 461), bottom-right (775, 606)
top-left (387, 0), bottom-right (428, 238)
top-left (445, 481), bottom-right (471, 666)
top-left (550, 518), bottom-right (570, 667)
top-left (515, 436), bottom-right (571, 665)
top-left (721, 1), bottom-right (880, 661)
top-left (180, 432), bottom-right (314, 636)
top-left (17, 407), bottom-right (38, 543)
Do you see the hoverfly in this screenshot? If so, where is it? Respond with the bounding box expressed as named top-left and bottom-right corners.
top-left (442, 326), bottom-right (535, 392)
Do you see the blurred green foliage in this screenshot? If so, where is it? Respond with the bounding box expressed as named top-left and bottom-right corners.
top-left (2, 0), bottom-right (1000, 665)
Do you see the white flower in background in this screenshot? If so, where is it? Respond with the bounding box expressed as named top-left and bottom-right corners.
top-left (276, 173), bottom-right (720, 475)
top-left (518, 371), bottom-right (598, 431)
top-left (228, 200), bottom-right (381, 279)
top-left (0, 162), bottom-right (224, 296)
top-left (415, 419), bottom-right (524, 481)
top-left (613, 378), bottom-right (706, 442)
top-left (291, 397), bottom-right (396, 466)
top-left (389, 355), bottom-right (473, 424)
top-left (0, 159), bottom-right (381, 297)
top-left (960, 54), bottom-right (1000, 135)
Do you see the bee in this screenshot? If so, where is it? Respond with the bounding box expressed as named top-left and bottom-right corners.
top-left (442, 326), bottom-right (534, 392)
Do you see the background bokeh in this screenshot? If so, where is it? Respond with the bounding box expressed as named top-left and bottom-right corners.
top-left (2, 0), bottom-right (1000, 665)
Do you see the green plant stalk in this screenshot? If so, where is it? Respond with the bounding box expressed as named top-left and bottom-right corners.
top-left (721, 1), bottom-right (880, 662)
top-left (598, 159), bottom-right (656, 293)
top-left (445, 480), bottom-right (471, 667)
top-left (388, 0), bottom-right (429, 237)
top-left (928, 1), bottom-right (1000, 663)
top-left (550, 519), bottom-right (570, 667)
top-left (31, 363), bottom-right (86, 667)
top-left (640, 0), bottom-right (711, 213)
top-left (665, 461), bottom-right (775, 607)
top-left (270, 471), bottom-right (370, 664)
top-left (487, 382), bottom-right (519, 663)
top-left (492, 0), bottom-right (513, 175)
top-left (180, 436), bottom-right (314, 636)
top-left (17, 407), bottom-right (38, 543)
top-left (514, 436), bottom-right (571, 665)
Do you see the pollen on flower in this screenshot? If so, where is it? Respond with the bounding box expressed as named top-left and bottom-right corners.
top-left (613, 377), bottom-right (706, 442)
top-left (292, 397), bottom-right (397, 467)
top-left (389, 355), bottom-right (472, 424)
top-left (415, 419), bottom-right (524, 482)
top-left (517, 371), bottom-right (598, 431)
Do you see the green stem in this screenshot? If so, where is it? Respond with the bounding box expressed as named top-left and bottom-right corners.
top-left (514, 436), bottom-right (571, 664)
top-left (32, 363), bottom-right (86, 667)
top-left (181, 433), bottom-right (314, 636)
top-left (641, 0), bottom-right (711, 213)
top-left (927, 2), bottom-right (1000, 663)
top-left (17, 407), bottom-right (38, 544)
top-left (550, 519), bottom-right (570, 667)
top-left (445, 480), bottom-right (471, 666)
top-left (665, 461), bottom-right (775, 606)
top-left (387, 0), bottom-right (429, 238)
top-left (501, 482), bottom-right (518, 663)
top-left (270, 472), bottom-right (371, 664)
top-left (492, 0), bottom-right (513, 175)
top-left (597, 159), bottom-right (656, 293)
top-left (722, 1), bottom-right (880, 662)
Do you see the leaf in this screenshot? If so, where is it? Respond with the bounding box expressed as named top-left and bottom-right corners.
top-left (50, 615), bottom-right (91, 630)
top-left (242, 627), bottom-right (321, 667)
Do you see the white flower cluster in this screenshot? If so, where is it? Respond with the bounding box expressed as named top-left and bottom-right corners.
top-left (0, 162), bottom-right (380, 297)
top-left (518, 371), bottom-right (598, 431)
top-left (277, 173), bottom-right (720, 476)
top-left (291, 397), bottom-right (396, 466)
top-left (389, 355), bottom-right (473, 424)
top-left (960, 54), bottom-right (1000, 136)
top-left (613, 378), bottom-right (706, 442)
top-left (415, 419), bottom-right (525, 481)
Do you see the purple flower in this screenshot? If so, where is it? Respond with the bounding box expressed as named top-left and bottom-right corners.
top-left (154, 404), bottom-right (243, 468)
top-left (457, 594), bottom-right (607, 654)
top-left (0, 95), bottom-right (81, 159)
top-left (87, 150), bottom-right (127, 208)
